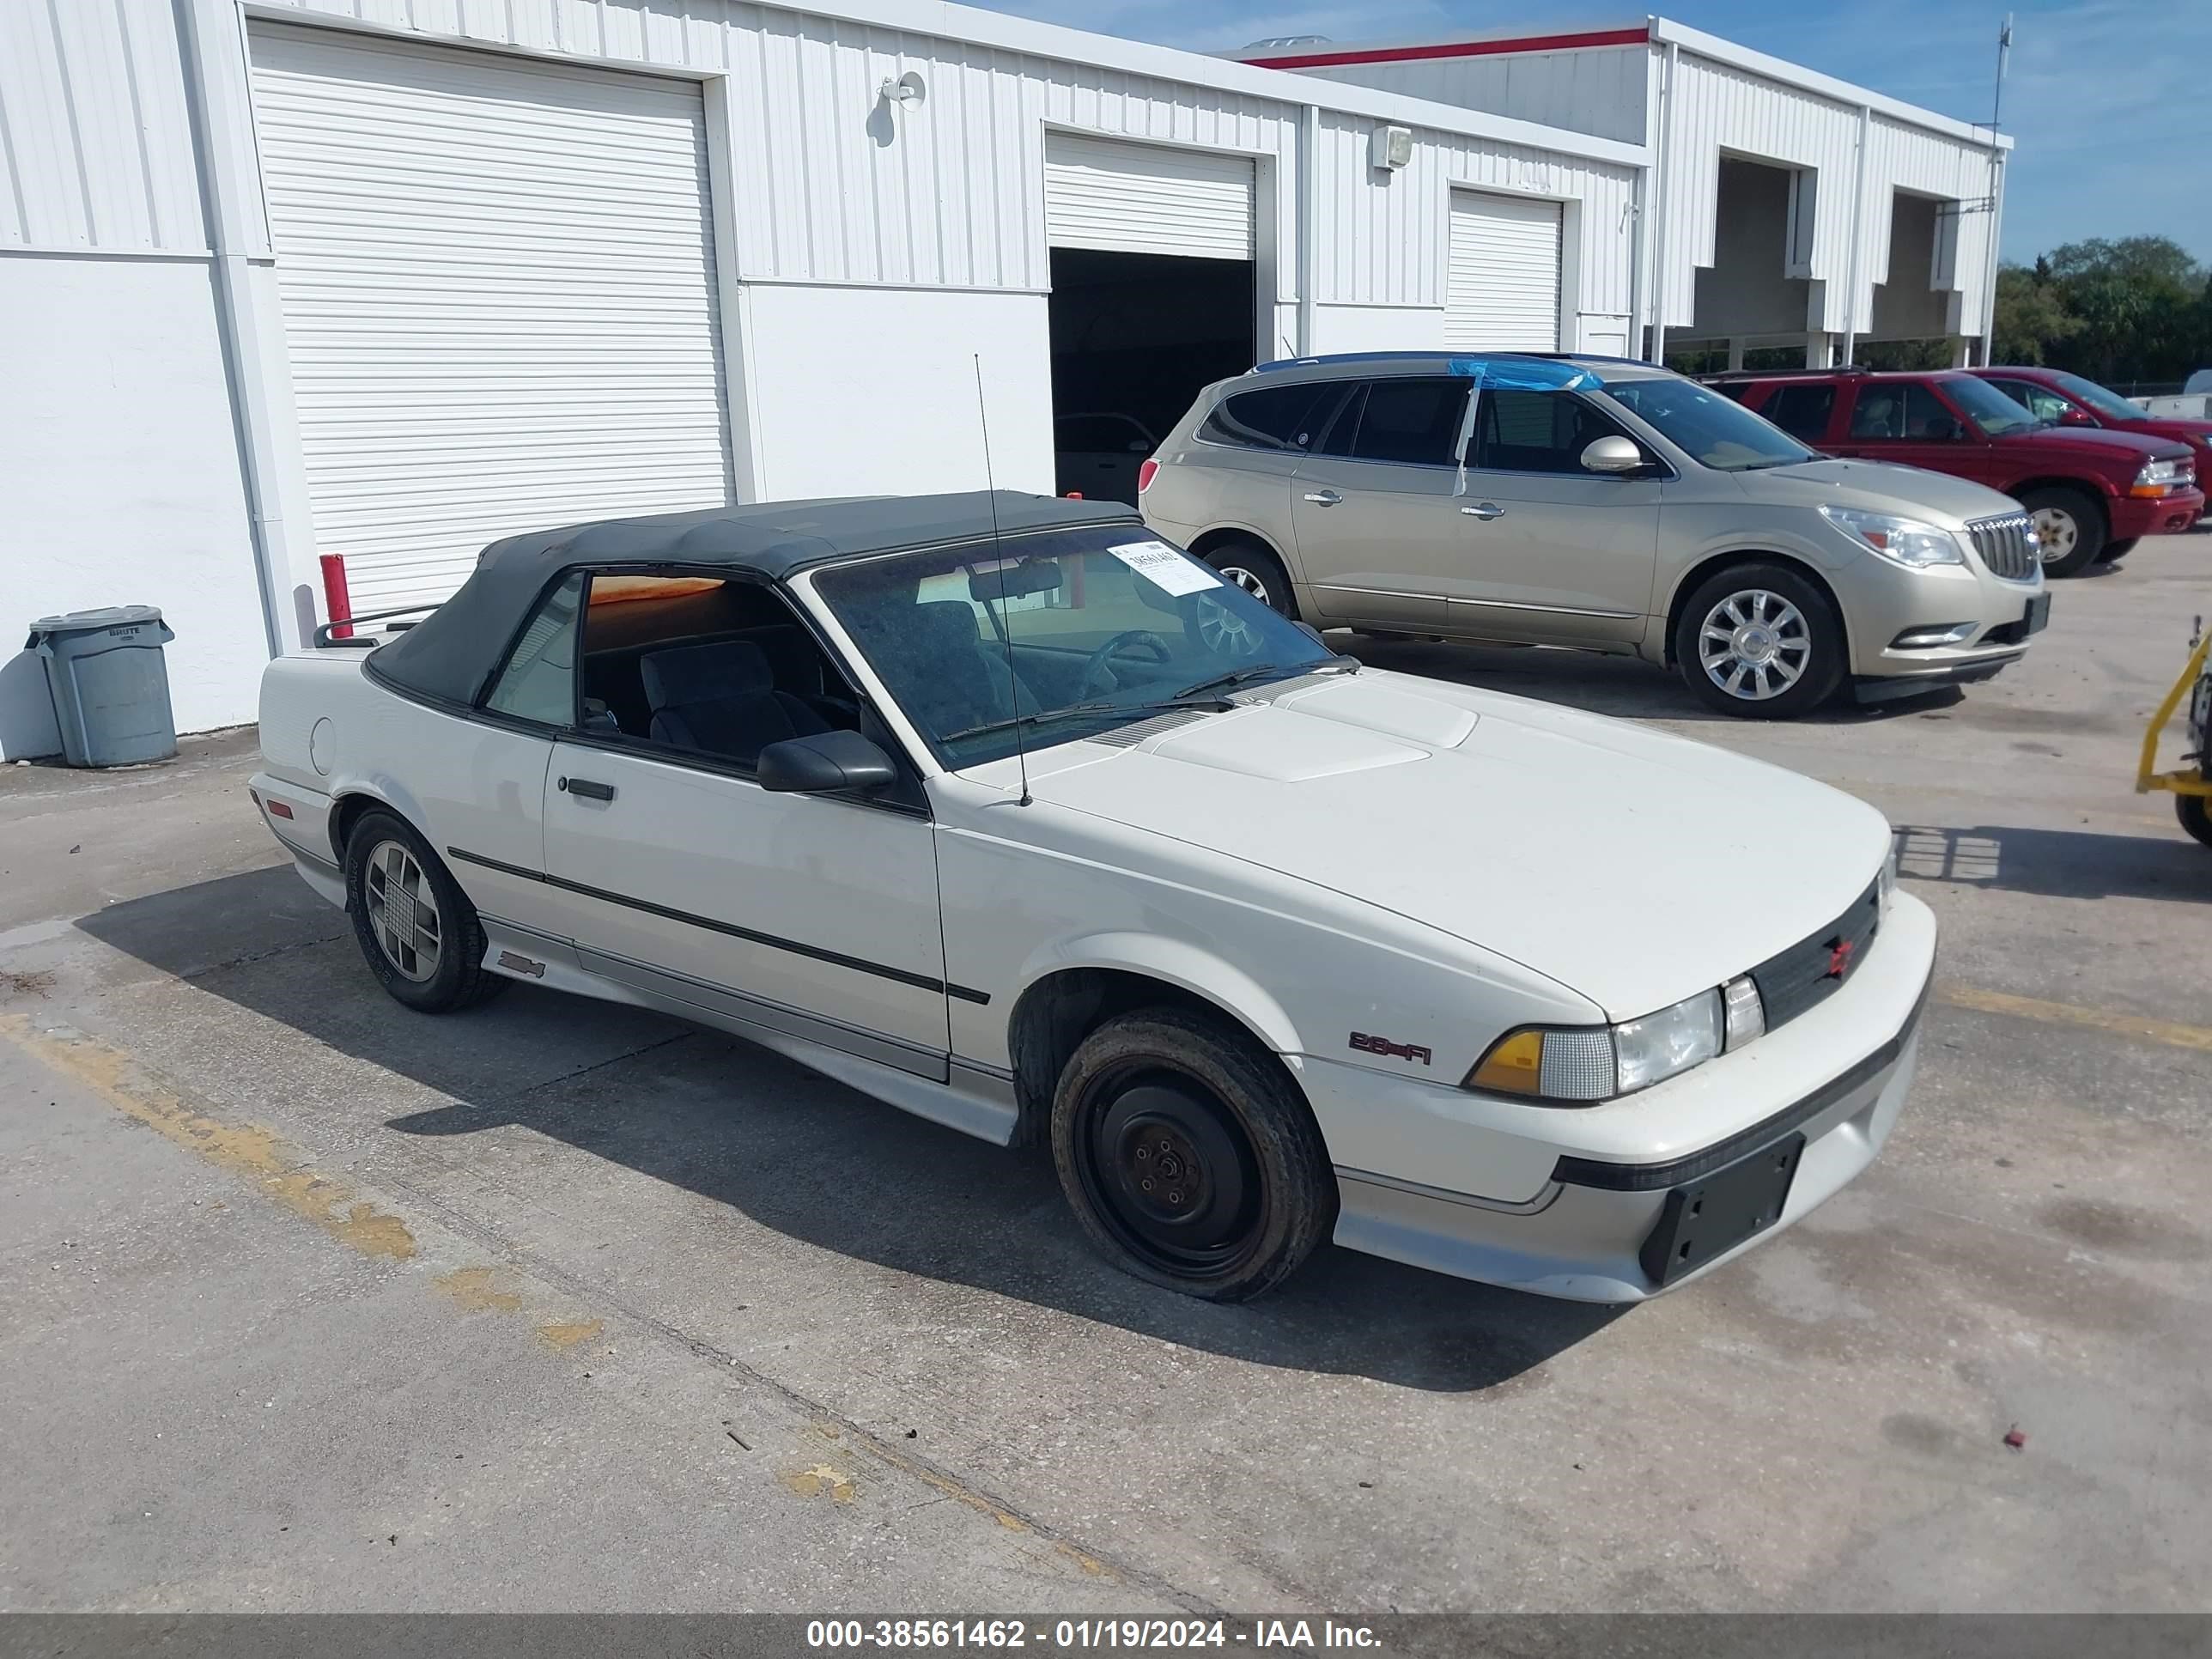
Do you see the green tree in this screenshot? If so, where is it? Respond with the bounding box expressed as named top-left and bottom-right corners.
top-left (2039, 236), bottom-right (2205, 384)
top-left (1990, 264), bottom-right (2077, 366)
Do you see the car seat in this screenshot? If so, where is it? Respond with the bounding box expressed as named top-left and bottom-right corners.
top-left (639, 638), bottom-right (830, 764)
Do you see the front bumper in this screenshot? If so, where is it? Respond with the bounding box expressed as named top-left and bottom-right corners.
top-left (1310, 890), bottom-right (1937, 1303)
top-left (1838, 548), bottom-right (2044, 685)
top-left (2113, 486), bottom-right (2206, 538)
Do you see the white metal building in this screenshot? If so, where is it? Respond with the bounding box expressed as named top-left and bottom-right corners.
top-left (1243, 20), bottom-right (2012, 370)
top-left (0, 2), bottom-right (2002, 757)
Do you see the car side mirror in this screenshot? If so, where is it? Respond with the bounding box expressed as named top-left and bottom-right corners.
top-left (1580, 435), bottom-right (1646, 474)
top-left (1931, 417), bottom-right (1964, 441)
top-left (1127, 439), bottom-right (1151, 453)
top-left (757, 729), bottom-right (897, 794)
top-left (2057, 405), bottom-right (2095, 427)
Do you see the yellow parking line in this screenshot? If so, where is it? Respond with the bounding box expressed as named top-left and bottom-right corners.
top-left (1936, 984), bottom-right (2212, 1054)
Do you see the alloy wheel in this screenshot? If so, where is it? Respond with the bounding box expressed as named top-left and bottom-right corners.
top-left (363, 839), bottom-right (443, 982)
top-left (1698, 589), bottom-right (1813, 702)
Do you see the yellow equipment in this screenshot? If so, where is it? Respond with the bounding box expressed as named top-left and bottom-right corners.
top-left (2138, 619), bottom-right (2212, 848)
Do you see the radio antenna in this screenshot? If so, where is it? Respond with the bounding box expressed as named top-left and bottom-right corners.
top-left (975, 356), bottom-right (1031, 807)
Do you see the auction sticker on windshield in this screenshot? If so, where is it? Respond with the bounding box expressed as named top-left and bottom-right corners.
top-left (1109, 539), bottom-right (1219, 597)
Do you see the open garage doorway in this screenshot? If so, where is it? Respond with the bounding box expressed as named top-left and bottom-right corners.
top-left (1042, 133), bottom-right (1260, 505)
top-left (1047, 248), bottom-right (1255, 504)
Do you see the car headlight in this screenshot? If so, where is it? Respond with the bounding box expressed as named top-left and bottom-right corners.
top-left (1468, 978), bottom-right (1763, 1103)
top-left (1819, 504), bottom-right (1966, 568)
top-left (2134, 456), bottom-right (2195, 495)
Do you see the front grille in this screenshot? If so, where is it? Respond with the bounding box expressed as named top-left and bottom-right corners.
top-left (1748, 878), bottom-right (1882, 1032)
top-left (1966, 512), bottom-right (2039, 580)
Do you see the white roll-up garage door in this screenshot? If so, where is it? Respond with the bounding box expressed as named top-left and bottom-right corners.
top-left (1045, 133), bottom-right (1255, 260)
top-left (1445, 191), bottom-right (1563, 352)
top-left (249, 23), bottom-right (732, 613)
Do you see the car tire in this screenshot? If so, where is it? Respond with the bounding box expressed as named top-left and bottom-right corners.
top-left (343, 808), bottom-right (507, 1014)
top-left (2179, 793), bottom-right (2212, 849)
top-left (2095, 537), bottom-right (2138, 564)
top-left (1202, 540), bottom-right (1297, 619)
top-left (2020, 487), bottom-right (2106, 577)
top-left (1673, 562), bottom-right (1846, 720)
top-left (1051, 1007), bottom-right (1334, 1302)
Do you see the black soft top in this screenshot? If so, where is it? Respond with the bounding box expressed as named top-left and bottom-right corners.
top-left (367, 491), bottom-right (1139, 707)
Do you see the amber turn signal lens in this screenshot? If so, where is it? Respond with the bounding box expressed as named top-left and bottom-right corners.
top-left (1468, 1029), bottom-right (1544, 1094)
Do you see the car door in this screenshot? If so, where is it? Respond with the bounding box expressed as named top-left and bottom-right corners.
top-left (538, 578), bottom-right (951, 1071)
top-left (1437, 386), bottom-right (1662, 646)
top-left (429, 568), bottom-right (582, 943)
top-left (1833, 380), bottom-right (2000, 486)
top-left (1287, 377), bottom-right (1467, 630)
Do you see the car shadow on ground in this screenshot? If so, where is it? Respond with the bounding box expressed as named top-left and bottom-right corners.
top-left (76, 866), bottom-right (1621, 1393)
top-left (1894, 822), bottom-right (2210, 902)
top-left (1338, 633), bottom-right (1965, 726)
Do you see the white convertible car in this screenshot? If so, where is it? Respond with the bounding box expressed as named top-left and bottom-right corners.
top-left (252, 493), bottom-right (1934, 1303)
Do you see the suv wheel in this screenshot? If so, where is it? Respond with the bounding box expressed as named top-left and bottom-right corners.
top-left (1202, 540), bottom-right (1296, 618)
top-left (1674, 563), bottom-right (1846, 720)
top-left (2020, 487), bottom-right (2106, 577)
top-left (2096, 537), bottom-right (2139, 565)
top-left (1051, 1008), bottom-right (1334, 1302)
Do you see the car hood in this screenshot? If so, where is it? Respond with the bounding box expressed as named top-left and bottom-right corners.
top-left (2120, 416), bottom-right (2212, 447)
top-left (1734, 457), bottom-right (2022, 524)
top-left (2003, 424), bottom-right (2192, 465)
top-left (1024, 671), bottom-right (1892, 1020)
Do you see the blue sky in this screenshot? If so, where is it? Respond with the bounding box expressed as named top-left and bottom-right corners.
top-left (990, 1), bottom-right (2211, 267)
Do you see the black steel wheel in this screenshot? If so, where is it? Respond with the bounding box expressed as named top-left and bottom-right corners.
top-left (343, 807), bottom-right (507, 1014)
top-left (1051, 1008), bottom-right (1334, 1301)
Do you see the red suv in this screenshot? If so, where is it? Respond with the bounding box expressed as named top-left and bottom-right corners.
top-left (1972, 366), bottom-right (2212, 507)
top-left (1717, 368), bottom-right (2203, 576)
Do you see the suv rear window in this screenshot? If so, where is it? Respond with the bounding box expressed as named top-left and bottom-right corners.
top-left (1199, 383), bottom-right (1339, 452)
top-left (1762, 382), bottom-right (1836, 441)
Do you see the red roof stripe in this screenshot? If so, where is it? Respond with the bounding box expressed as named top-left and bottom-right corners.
top-left (1242, 27), bottom-right (1653, 70)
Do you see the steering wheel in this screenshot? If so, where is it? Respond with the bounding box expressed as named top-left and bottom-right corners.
top-left (1077, 629), bottom-right (1176, 696)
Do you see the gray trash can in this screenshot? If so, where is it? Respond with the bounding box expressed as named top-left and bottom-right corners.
top-left (26, 605), bottom-right (179, 768)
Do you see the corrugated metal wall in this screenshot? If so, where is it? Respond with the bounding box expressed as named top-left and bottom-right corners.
top-left (1656, 49), bottom-right (1999, 337)
top-left (0, 0), bottom-right (209, 252)
top-left (1655, 53), bottom-right (1861, 333)
top-left (246, 0), bottom-right (1637, 320)
top-left (1311, 112), bottom-right (1633, 319)
top-left (1863, 115), bottom-right (2000, 333)
top-left (1288, 47), bottom-right (1649, 147)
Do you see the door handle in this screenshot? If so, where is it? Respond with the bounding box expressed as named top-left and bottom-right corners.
top-left (1460, 502), bottom-right (1505, 520)
top-left (1303, 489), bottom-right (1343, 506)
top-left (558, 775), bottom-right (616, 801)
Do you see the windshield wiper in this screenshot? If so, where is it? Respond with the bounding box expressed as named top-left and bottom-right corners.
top-left (943, 696), bottom-right (1229, 746)
top-left (1170, 654), bottom-right (1356, 702)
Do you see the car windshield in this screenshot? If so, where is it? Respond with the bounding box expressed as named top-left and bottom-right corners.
top-left (811, 526), bottom-right (1337, 768)
top-left (2048, 371), bottom-right (2146, 424)
top-left (1942, 374), bottom-right (2042, 436)
top-left (1601, 377), bottom-right (1815, 471)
